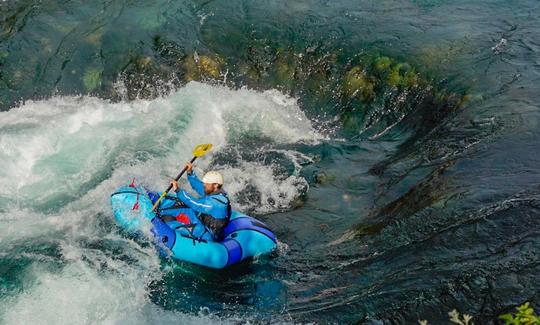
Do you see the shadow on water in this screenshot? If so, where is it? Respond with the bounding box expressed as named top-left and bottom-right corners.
top-left (148, 254), bottom-right (289, 319)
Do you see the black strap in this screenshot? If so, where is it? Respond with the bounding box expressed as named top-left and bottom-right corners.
top-left (160, 215), bottom-right (176, 222)
top-left (211, 194), bottom-right (232, 221)
top-left (196, 228), bottom-right (209, 245)
top-left (173, 223), bottom-right (208, 245)
top-left (174, 223), bottom-right (197, 230)
top-left (159, 196), bottom-right (188, 210)
top-left (110, 190), bottom-right (139, 197)
top-left (199, 193), bottom-right (231, 241)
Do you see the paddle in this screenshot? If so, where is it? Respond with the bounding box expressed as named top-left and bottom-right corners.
top-left (151, 143), bottom-right (213, 211)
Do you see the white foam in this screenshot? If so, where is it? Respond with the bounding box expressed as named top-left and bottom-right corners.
top-left (223, 161), bottom-right (308, 213)
top-left (0, 247), bottom-right (232, 325)
top-left (0, 209), bottom-right (69, 246)
top-left (0, 82), bottom-right (320, 211)
top-left (0, 82), bottom-right (320, 323)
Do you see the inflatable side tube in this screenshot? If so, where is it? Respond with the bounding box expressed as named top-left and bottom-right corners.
top-left (223, 217), bottom-right (277, 243)
top-left (110, 186), bottom-right (156, 232)
top-left (170, 235), bottom-right (229, 269)
top-left (151, 216), bottom-right (176, 251)
top-left (221, 238), bottom-right (243, 267)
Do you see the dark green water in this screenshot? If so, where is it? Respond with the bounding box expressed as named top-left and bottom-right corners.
top-left (1, 0), bottom-right (539, 323)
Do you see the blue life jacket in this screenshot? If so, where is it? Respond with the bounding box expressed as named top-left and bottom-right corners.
top-left (175, 172), bottom-right (231, 240)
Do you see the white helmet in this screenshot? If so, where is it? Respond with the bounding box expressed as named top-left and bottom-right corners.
top-left (202, 171), bottom-right (224, 185)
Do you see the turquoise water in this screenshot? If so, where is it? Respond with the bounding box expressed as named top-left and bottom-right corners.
top-left (1, 0), bottom-right (540, 323)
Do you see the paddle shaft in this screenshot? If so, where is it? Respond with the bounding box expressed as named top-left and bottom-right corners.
top-left (151, 156), bottom-right (197, 211)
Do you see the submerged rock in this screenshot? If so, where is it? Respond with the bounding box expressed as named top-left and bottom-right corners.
top-left (385, 62), bottom-right (416, 88)
top-left (314, 170), bottom-right (336, 185)
top-left (85, 28), bottom-right (105, 46)
top-left (117, 54), bottom-right (177, 100)
top-left (83, 66), bottom-right (103, 92)
top-left (199, 55), bottom-right (222, 79)
top-left (237, 62), bottom-right (261, 85)
top-left (84, 37), bottom-right (467, 139)
top-left (184, 53), bottom-right (224, 82)
top-left (273, 50), bottom-right (298, 89)
top-left (136, 56), bottom-right (153, 70)
top-left (153, 36), bottom-right (186, 69)
top-left (387, 65), bottom-right (402, 87)
top-left (374, 56), bottom-right (392, 72)
top-left (343, 66), bottom-right (375, 102)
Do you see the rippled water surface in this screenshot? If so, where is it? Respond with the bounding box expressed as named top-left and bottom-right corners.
top-left (1, 0), bottom-right (539, 323)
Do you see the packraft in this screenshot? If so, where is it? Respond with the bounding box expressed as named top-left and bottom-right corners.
top-left (110, 181), bottom-right (277, 269)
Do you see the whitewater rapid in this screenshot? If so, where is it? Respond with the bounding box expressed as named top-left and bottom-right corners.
top-left (0, 82), bottom-right (321, 324)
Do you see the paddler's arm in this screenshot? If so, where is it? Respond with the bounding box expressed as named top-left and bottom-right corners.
top-left (171, 179), bottom-right (212, 214)
top-left (186, 164), bottom-right (205, 196)
top-left (171, 176), bottom-right (214, 214)
top-left (176, 189), bottom-right (213, 215)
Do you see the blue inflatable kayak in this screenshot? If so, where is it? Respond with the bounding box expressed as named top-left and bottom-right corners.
top-left (110, 182), bottom-right (277, 269)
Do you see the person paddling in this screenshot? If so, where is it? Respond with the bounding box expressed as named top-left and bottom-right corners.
top-left (171, 162), bottom-right (231, 241)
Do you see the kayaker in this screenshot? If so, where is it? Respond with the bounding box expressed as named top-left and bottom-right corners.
top-left (171, 162), bottom-right (231, 241)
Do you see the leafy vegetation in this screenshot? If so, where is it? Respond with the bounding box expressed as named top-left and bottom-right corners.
top-left (499, 302), bottom-right (540, 325)
top-left (418, 303), bottom-right (540, 325)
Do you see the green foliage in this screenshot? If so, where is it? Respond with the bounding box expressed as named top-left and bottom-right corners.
top-left (419, 303), bottom-right (540, 325)
top-left (499, 302), bottom-right (540, 325)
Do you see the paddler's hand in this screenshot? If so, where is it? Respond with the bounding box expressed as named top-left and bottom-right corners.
top-left (185, 162), bottom-right (193, 175)
top-left (171, 180), bottom-right (179, 192)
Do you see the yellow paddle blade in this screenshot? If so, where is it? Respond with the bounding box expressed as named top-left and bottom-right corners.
top-left (192, 143), bottom-right (213, 157)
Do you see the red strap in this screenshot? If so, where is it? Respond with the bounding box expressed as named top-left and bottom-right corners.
top-left (128, 178), bottom-right (140, 210)
top-left (175, 213), bottom-right (190, 224)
